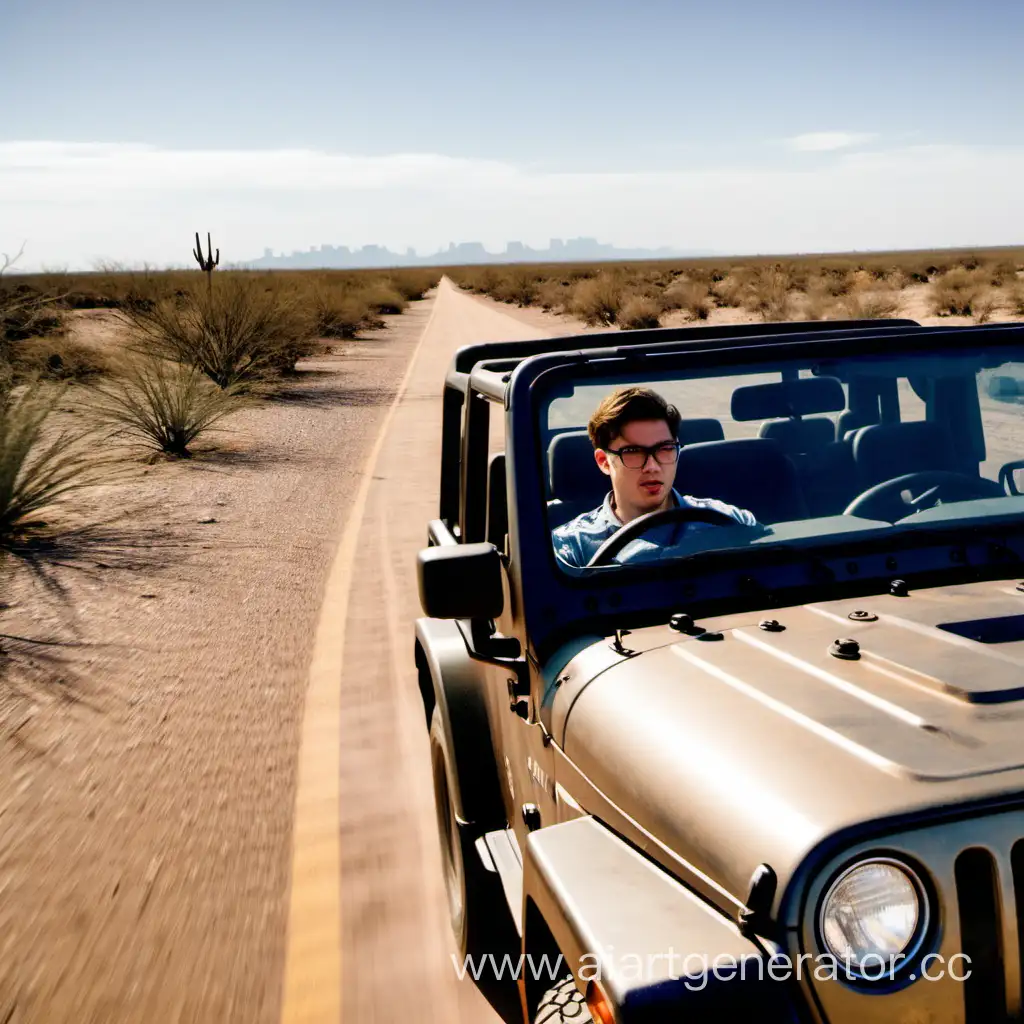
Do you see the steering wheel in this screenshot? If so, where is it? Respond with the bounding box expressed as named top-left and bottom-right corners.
top-left (843, 470), bottom-right (1004, 523)
top-left (587, 505), bottom-right (743, 567)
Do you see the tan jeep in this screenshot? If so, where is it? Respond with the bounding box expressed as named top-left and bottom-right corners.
top-left (415, 318), bottom-right (1024, 1023)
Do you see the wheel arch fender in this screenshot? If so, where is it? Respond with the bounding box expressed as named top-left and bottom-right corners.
top-left (415, 616), bottom-right (507, 832)
top-left (521, 817), bottom-right (801, 1023)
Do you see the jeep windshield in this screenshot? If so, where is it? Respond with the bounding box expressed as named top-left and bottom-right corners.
top-left (541, 342), bottom-right (1024, 573)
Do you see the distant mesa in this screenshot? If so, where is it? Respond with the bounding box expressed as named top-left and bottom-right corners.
top-left (247, 238), bottom-right (711, 269)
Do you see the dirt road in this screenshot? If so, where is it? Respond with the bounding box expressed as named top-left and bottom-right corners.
top-left (282, 279), bottom-right (551, 1024)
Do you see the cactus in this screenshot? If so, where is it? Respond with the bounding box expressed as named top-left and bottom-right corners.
top-left (192, 231), bottom-right (220, 292)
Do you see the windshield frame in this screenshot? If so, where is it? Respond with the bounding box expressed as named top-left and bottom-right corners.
top-left (503, 322), bottom-right (1024, 663)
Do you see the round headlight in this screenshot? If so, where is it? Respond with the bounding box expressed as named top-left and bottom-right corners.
top-left (819, 859), bottom-right (925, 977)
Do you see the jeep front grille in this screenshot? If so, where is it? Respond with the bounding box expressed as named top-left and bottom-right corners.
top-left (954, 841), bottom-right (1024, 1023)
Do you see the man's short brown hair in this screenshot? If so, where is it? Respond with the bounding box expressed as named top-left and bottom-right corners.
top-left (587, 386), bottom-right (681, 450)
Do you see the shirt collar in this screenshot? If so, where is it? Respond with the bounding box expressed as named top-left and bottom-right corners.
top-left (601, 488), bottom-right (682, 526)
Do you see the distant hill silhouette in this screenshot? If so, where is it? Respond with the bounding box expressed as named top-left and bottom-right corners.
top-left (247, 238), bottom-right (713, 269)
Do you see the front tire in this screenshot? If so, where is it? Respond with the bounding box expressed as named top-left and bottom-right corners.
top-left (534, 975), bottom-right (592, 1023)
top-left (429, 707), bottom-right (520, 1019)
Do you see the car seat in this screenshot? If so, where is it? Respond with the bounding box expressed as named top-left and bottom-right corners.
top-left (675, 438), bottom-right (807, 523)
top-left (731, 377), bottom-right (852, 517)
top-left (849, 421), bottom-right (957, 491)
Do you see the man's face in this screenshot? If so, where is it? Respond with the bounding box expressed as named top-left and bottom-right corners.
top-left (594, 419), bottom-right (678, 518)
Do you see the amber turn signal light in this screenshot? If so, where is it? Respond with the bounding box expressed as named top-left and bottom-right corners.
top-left (585, 980), bottom-right (615, 1024)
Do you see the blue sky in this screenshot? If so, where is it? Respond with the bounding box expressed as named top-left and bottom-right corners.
top-left (2, 0), bottom-right (1023, 268)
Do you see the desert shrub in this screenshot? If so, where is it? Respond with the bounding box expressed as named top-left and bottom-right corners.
top-left (838, 291), bottom-right (902, 319)
top-left (983, 260), bottom-right (1019, 287)
top-left (1, 288), bottom-right (65, 343)
top-left (10, 336), bottom-right (111, 383)
top-left (0, 382), bottom-right (112, 542)
top-left (745, 267), bottom-right (794, 321)
top-left (121, 275), bottom-right (318, 388)
top-left (618, 295), bottom-right (661, 330)
top-left (569, 274), bottom-right (623, 326)
top-left (489, 270), bottom-right (538, 307)
top-left (972, 290), bottom-right (1000, 324)
top-left (310, 290), bottom-right (381, 339)
top-left (536, 280), bottom-right (572, 312)
top-left (710, 273), bottom-right (749, 308)
top-left (387, 270), bottom-right (439, 301)
top-left (800, 290), bottom-right (835, 321)
top-left (359, 281), bottom-right (407, 315)
top-left (1008, 285), bottom-right (1024, 317)
top-left (663, 280), bottom-right (711, 320)
top-left (929, 268), bottom-right (985, 317)
top-left (809, 267), bottom-right (855, 297)
top-left (89, 355), bottom-right (242, 458)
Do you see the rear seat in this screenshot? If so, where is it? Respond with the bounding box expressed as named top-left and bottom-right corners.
top-left (733, 377), bottom-right (858, 516)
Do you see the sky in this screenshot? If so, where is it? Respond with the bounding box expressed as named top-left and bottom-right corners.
top-left (2, 0), bottom-right (1023, 269)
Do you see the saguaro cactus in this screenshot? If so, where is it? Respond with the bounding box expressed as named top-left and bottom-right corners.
top-left (192, 231), bottom-right (220, 292)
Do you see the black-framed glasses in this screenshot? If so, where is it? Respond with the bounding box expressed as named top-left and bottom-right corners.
top-left (603, 441), bottom-right (681, 470)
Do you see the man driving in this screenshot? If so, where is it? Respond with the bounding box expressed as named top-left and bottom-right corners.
top-left (553, 386), bottom-right (757, 567)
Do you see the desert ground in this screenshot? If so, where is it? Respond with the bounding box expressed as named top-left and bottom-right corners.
top-left (0, 256), bottom-right (1022, 1024)
top-left (0, 278), bottom-right (560, 1024)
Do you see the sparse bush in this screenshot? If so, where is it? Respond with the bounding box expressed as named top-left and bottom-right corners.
top-left (1, 285), bottom-right (65, 343)
top-left (536, 280), bottom-right (572, 312)
top-left (838, 291), bottom-right (902, 319)
top-left (618, 295), bottom-right (661, 330)
top-left (663, 280), bottom-right (712, 320)
top-left (972, 290), bottom-right (1000, 324)
top-left (0, 382), bottom-right (111, 542)
top-left (10, 336), bottom-right (111, 383)
top-left (1008, 285), bottom-right (1024, 317)
top-left (710, 273), bottom-right (749, 308)
top-left (89, 355), bottom-right (242, 458)
top-left (121, 275), bottom-right (319, 389)
top-left (387, 269), bottom-right (438, 301)
top-left (569, 274), bottom-right (623, 326)
top-left (745, 267), bottom-right (794, 321)
top-left (490, 270), bottom-right (538, 307)
top-left (929, 268), bottom-right (985, 317)
top-left (359, 281), bottom-right (407, 315)
top-left (311, 290), bottom-right (381, 339)
top-left (800, 290), bottom-right (835, 321)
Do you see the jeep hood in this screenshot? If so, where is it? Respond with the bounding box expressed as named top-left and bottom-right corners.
top-left (553, 578), bottom-right (1024, 920)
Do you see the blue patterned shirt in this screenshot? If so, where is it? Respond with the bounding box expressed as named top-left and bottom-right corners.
top-left (552, 489), bottom-right (758, 568)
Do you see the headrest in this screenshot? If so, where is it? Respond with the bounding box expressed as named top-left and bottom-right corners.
top-left (758, 417), bottom-right (835, 453)
top-left (850, 421), bottom-right (953, 487)
top-left (731, 376), bottom-right (845, 422)
top-left (678, 417), bottom-right (725, 446)
top-left (675, 438), bottom-right (807, 523)
top-left (548, 430), bottom-right (608, 502)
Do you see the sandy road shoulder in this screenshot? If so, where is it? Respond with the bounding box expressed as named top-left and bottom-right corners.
top-left (282, 279), bottom-right (554, 1024)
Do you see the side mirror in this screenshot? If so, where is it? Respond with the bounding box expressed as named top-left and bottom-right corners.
top-left (417, 542), bottom-right (504, 620)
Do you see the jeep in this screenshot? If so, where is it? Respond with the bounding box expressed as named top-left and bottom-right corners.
top-left (414, 317), bottom-right (1024, 1023)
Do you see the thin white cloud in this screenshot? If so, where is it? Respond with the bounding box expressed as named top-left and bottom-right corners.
top-left (1, 140), bottom-right (1023, 269)
top-left (788, 131), bottom-right (877, 152)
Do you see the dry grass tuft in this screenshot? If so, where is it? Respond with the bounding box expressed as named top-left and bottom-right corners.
top-left (929, 268), bottom-right (985, 317)
top-left (89, 355), bottom-right (243, 458)
top-left (663, 280), bottom-right (712, 320)
top-left (972, 290), bottom-right (1001, 324)
top-left (569, 274), bottom-right (624, 326)
top-left (310, 289), bottom-right (382, 339)
top-left (0, 382), bottom-right (112, 542)
top-left (618, 295), bottom-right (662, 330)
top-left (745, 267), bottom-right (794, 321)
top-left (838, 290), bottom-right (902, 320)
top-left (10, 335), bottom-right (111, 383)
